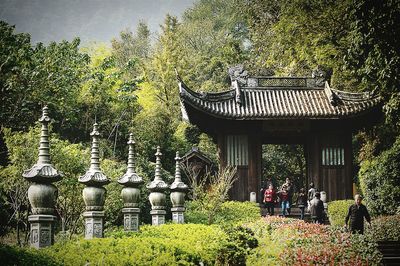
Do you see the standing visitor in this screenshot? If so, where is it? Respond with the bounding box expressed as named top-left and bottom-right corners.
top-left (308, 182), bottom-right (316, 201)
top-left (345, 194), bottom-right (371, 234)
top-left (282, 178), bottom-right (293, 215)
top-left (297, 188), bottom-right (307, 220)
top-left (279, 184), bottom-right (290, 217)
top-left (309, 192), bottom-right (324, 224)
top-left (263, 184), bottom-right (276, 216)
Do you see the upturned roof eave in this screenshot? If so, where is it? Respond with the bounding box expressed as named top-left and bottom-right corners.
top-left (179, 80), bottom-right (382, 121)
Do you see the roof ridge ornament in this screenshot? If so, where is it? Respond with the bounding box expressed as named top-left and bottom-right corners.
top-left (312, 66), bottom-right (331, 87)
top-left (228, 64), bottom-right (248, 86)
top-left (232, 80), bottom-right (242, 105)
top-left (324, 81), bottom-right (339, 106)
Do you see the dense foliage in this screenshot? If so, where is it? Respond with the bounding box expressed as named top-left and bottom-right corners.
top-left (365, 215), bottom-right (400, 242)
top-left (327, 200), bottom-right (355, 226)
top-left (359, 137), bottom-right (400, 216)
top-left (0, 244), bottom-right (60, 266)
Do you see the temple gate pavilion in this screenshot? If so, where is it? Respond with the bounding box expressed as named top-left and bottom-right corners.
top-left (178, 70), bottom-right (382, 202)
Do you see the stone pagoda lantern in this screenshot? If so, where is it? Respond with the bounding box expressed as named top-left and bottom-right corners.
top-left (78, 123), bottom-right (110, 239)
top-left (117, 133), bottom-right (143, 231)
top-left (23, 106), bottom-right (62, 248)
top-left (146, 146), bottom-right (168, 225)
top-left (170, 151), bottom-right (189, 223)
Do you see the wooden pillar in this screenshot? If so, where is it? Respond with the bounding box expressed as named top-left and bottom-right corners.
top-left (248, 135), bottom-right (261, 202)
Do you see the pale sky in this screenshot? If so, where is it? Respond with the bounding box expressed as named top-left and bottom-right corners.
top-left (0, 0), bottom-right (195, 44)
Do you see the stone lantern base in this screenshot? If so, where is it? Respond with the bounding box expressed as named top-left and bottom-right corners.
top-left (122, 208), bottom-right (140, 231)
top-left (171, 207), bottom-right (185, 224)
top-left (28, 215), bottom-right (56, 249)
top-left (150, 210), bottom-right (166, 226)
top-left (83, 211), bottom-right (104, 239)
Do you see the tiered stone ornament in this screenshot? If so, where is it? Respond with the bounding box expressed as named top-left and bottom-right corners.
top-left (78, 123), bottom-right (110, 239)
top-left (147, 146), bottom-right (169, 225)
top-left (118, 133), bottom-right (143, 231)
top-left (23, 106), bottom-right (62, 248)
top-left (170, 151), bottom-right (189, 223)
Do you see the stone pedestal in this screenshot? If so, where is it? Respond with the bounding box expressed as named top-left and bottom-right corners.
top-left (150, 210), bottom-right (166, 226)
top-left (122, 208), bottom-right (140, 231)
top-left (83, 211), bottom-right (104, 239)
top-left (171, 207), bottom-right (185, 224)
top-left (28, 215), bottom-right (56, 249)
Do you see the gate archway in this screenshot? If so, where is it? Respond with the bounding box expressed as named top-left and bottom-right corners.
top-left (178, 74), bottom-right (382, 202)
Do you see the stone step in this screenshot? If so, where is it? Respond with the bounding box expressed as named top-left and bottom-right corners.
top-left (382, 257), bottom-right (400, 266)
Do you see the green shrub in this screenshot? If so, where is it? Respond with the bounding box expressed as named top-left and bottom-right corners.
top-left (186, 200), bottom-right (260, 226)
top-left (43, 223), bottom-right (251, 265)
top-left (0, 244), bottom-right (60, 266)
top-left (359, 137), bottom-right (400, 216)
top-left (327, 200), bottom-right (354, 226)
top-left (366, 215), bottom-right (400, 241)
top-left (245, 217), bottom-right (382, 265)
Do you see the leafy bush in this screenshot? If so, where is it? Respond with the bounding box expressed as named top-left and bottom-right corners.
top-left (218, 225), bottom-right (258, 265)
top-left (359, 137), bottom-right (400, 216)
top-left (327, 199), bottom-right (354, 226)
top-left (366, 215), bottom-right (400, 241)
top-left (42, 223), bottom-right (251, 265)
top-left (0, 244), bottom-right (60, 266)
top-left (245, 217), bottom-right (382, 265)
top-left (186, 200), bottom-right (260, 226)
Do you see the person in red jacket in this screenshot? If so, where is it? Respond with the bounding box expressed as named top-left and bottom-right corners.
top-left (264, 184), bottom-right (277, 216)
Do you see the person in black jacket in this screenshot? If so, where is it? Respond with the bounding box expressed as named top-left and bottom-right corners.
top-left (345, 194), bottom-right (371, 234)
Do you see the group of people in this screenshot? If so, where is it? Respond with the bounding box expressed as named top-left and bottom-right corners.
top-left (261, 177), bottom-right (318, 220)
top-left (261, 177), bottom-right (372, 234)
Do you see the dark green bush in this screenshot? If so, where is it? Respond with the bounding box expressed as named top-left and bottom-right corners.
top-left (327, 200), bottom-right (354, 226)
top-left (365, 214), bottom-right (400, 241)
top-left (217, 225), bottom-right (258, 265)
top-left (0, 244), bottom-right (60, 266)
top-left (359, 137), bottom-right (400, 216)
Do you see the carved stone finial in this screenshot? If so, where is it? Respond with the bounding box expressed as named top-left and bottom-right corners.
top-left (154, 146), bottom-right (162, 181)
top-left (23, 106), bottom-right (62, 183)
top-left (79, 123), bottom-right (109, 186)
top-left (146, 146), bottom-right (168, 191)
top-left (118, 133), bottom-right (143, 186)
top-left (170, 151), bottom-right (188, 192)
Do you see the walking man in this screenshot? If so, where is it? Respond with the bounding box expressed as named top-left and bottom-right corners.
top-left (345, 194), bottom-right (371, 234)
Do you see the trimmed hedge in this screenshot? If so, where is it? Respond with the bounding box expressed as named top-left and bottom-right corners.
top-left (366, 214), bottom-right (400, 241)
top-left (327, 199), bottom-right (354, 226)
top-left (42, 223), bottom-right (252, 265)
top-left (185, 200), bottom-right (260, 226)
top-left (245, 216), bottom-right (382, 265)
top-left (0, 244), bottom-right (60, 266)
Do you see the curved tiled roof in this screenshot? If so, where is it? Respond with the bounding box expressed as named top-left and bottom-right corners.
top-left (179, 77), bottom-right (381, 120)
